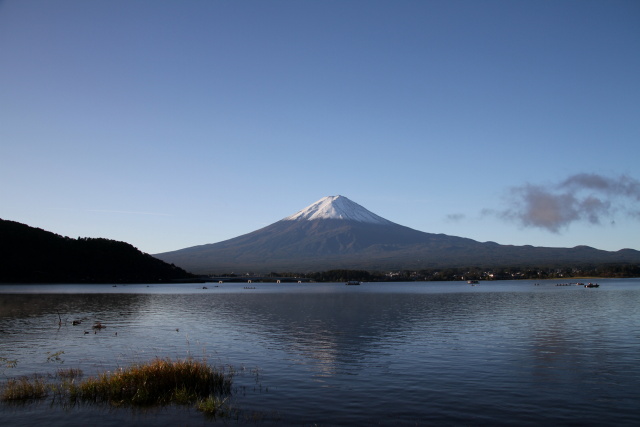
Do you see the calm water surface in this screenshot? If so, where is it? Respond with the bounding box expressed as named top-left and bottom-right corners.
top-left (1, 279), bottom-right (639, 426)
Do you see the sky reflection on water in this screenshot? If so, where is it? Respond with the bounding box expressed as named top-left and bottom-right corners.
top-left (1, 279), bottom-right (639, 425)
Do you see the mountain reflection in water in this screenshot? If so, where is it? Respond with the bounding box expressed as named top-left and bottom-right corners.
top-left (1, 280), bottom-right (639, 426)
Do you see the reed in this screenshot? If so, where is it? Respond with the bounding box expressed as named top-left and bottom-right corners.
top-left (196, 395), bottom-right (229, 416)
top-left (1, 357), bottom-right (234, 418)
top-left (1, 376), bottom-right (48, 401)
top-left (57, 368), bottom-right (83, 379)
top-left (69, 357), bottom-right (231, 407)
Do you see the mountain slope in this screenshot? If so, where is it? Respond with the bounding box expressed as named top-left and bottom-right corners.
top-left (154, 195), bottom-right (640, 273)
top-left (0, 219), bottom-right (194, 283)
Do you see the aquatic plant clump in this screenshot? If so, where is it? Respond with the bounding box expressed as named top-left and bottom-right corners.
top-left (196, 395), bottom-right (229, 416)
top-left (56, 367), bottom-right (83, 379)
top-left (1, 376), bottom-right (48, 401)
top-left (70, 358), bottom-right (232, 407)
top-left (1, 357), bottom-right (233, 420)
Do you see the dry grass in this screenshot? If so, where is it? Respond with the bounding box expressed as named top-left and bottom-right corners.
top-left (69, 357), bottom-right (231, 407)
top-left (1, 376), bottom-right (48, 401)
top-left (1, 357), bottom-right (233, 418)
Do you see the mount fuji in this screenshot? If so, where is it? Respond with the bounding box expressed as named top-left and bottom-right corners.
top-left (154, 195), bottom-right (640, 273)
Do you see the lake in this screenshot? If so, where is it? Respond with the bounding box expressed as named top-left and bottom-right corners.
top-left (1, 279), bottom-right (639, 426)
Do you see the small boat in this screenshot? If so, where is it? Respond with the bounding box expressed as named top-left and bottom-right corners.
top-left (345, 281), bottom-right (361, 286)
top-left (467, 280), bottom-right (479, 284)
top-left (585, 283), bottom-right (600, 288)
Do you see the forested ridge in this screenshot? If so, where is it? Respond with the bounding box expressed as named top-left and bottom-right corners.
top-left (0, 219), bottom-right (194, 283)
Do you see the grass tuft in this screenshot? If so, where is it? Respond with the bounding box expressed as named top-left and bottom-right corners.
top-left (1, 376), bottom-right (48, 401)
top-left (57, 368), bottom-right (83, 379)
top-left (197, 395), bottom-right (229, 416)
top-left (1, 357), bottom-right (233, 418)
top-left (69, 357), bottom-right (231, 407)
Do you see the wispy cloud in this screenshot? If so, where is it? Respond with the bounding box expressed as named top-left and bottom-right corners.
top-left (492, 173), bottom-right (640, 233)
top-left (87, 209), bottom-right (172, 217)
top-left (446, 213), bottom-right (466, 222)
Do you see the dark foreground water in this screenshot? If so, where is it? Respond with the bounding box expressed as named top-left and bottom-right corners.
top-left (1, 279), bottom-right (639, 426)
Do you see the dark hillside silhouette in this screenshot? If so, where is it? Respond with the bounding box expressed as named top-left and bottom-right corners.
top-left (0, 219), bottom-right (194, 283)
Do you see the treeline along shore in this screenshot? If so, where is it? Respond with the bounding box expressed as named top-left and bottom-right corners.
top-left (210, 265), bottom-right (640, 283)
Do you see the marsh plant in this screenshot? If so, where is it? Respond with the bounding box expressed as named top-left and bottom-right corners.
top-left (1, 357), bottom-right (233, 417)
top-left (46, 350), bottom-right (65, 364)
top-left (197, 395), bottom-right (230, 417)
top-left (1, 375), bottom-right (48, 401)
top-left (56, 367), bottom-right (83, 379)
top-left (72, 358), bottom-right (231, 406)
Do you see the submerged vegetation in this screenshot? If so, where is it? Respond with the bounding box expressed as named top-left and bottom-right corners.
top-left (1, 358), bottom-right (233, 417)
top-left (0, 357), bottom-right (18, 372)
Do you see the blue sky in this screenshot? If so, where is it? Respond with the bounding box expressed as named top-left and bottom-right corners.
top-left (1, 0), bottom-right (639, 255)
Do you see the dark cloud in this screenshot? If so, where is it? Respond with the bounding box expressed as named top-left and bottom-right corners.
top-left (497, 174), bottom-right (639, 233)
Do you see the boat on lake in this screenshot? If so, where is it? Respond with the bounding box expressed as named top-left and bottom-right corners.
top-left (345, 281), bottom-right (361, 286)
top-left (585, 283), bottom-right (600, 288)
top-left (467, 280), bottom-right (479, 284)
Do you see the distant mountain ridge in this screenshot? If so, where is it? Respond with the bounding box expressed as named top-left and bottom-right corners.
top-left (154, 196), bottom-right (640, 273)
top-left (0, 219), bottom-right (193, 283)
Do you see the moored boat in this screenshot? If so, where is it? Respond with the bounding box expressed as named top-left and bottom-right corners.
top-left (346, 281), bottom-right (361, 286)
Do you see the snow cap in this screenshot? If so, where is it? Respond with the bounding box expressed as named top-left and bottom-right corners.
top-left (283, 195), bottom-right (392, 224)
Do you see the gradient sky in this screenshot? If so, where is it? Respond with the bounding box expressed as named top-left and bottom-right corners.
top-left (1, 0), bottom-right (639, 255)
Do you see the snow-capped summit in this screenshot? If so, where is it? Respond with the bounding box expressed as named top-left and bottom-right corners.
top-left (154, 195), bottom-right (640, 274)
top-left (283, 195), bottom-right (393, 225)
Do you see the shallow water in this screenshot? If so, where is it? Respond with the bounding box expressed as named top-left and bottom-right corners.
top-left (1, 279), bottom-right (639, 425)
